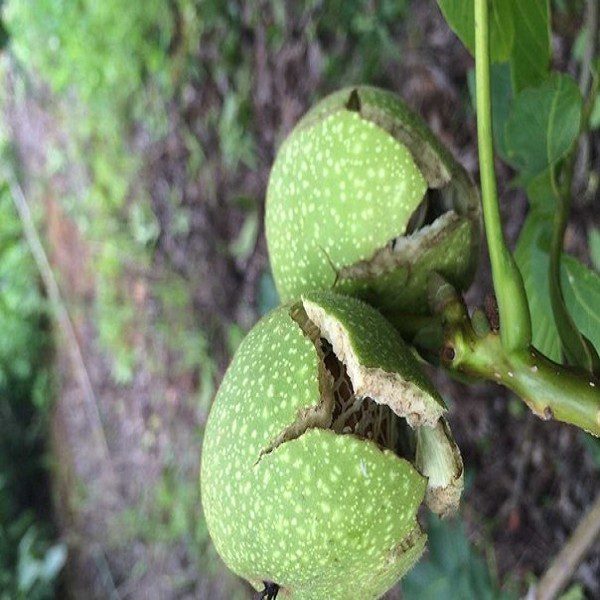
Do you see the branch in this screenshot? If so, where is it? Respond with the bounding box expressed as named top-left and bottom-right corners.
top-left (536, 490), bottom-right (600, 599)
top-left (428, 275), bottom-right (600, 436)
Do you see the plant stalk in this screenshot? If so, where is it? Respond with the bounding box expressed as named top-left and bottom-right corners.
top-left (536, 490), bottom-right (600, 599)
top-left (428, 275), bottom-right (600, 436)
top-left (474, 0), bottom-right (531, 352)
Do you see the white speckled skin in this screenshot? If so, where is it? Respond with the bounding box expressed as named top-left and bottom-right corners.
top-left (265, 86), bottom-right (481, 319)
top-left (201, 293), bottom-right (434, 599)
top-left (266, 109), bottom-right (427, 301)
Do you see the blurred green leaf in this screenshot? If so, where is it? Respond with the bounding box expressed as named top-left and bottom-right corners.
top-left (558, 583), bottom-right (585, 600)
top-left (505, 74), bottom-right (582, 188)
top-left (437, 0), bottom-right (514, 62)
top-left (572, 30), bottom-right (588, 63)
top-left (129, 201), bottom-right (160, 247)
top-left (516, 213), bottom-right (600, 361)
top-left (229, 211), bottom-right (259, 262)
top-left (590, 95), bottom-right (600, 130)
top-left (0, 20), bottom-right (8, 51)
top-left (509, 0), bottom-right (551, 92)
top-left (402, 514), bottom-right (512, 600)
top-left (226, 322), bottom-right (246, 356)
top-left (18, 529), bottom-right (66, 592)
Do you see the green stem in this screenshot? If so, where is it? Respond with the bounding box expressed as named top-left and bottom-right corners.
top-left (455, 333), bottom-right (600, 435)
top-left (427, 275), bottom-right (600, 435)
top-left (474, 0), bottom-right (531, 352)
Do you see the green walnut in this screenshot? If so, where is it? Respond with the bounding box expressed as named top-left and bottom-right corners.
top-left (265, 86), bottom-right (481, 333)
top-left (201, 292), bottom-right (463, 599)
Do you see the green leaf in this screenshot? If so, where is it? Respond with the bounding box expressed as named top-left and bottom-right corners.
top-left (515, 213), bottom-right (560, 361)
top-left (229, 211), bottom-right (259, 262)
top-left (562, 255), bottom-right (600, 356)
top-left (524, 169), bottom-right (558, 214)
top-left (509, 0), bottom-right (551, 92)
top-left (558, 584), bottom-right (585, 600)
top-left (516, 212), bottom-right (600, 362)
top-left (402, 514), bottom-right (511, 600)
top-left (437, 0), bottom-right (514, 62)
top-left (505, 74), bottom-right (582, 186)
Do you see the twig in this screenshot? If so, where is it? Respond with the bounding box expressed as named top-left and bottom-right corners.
top-left (536, 490), bottom-right (600, 600)
top-left (7, 176), bottom-right (113, 466)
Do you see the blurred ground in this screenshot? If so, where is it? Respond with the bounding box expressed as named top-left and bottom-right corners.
top-left (1, 1), bottom-right (599, 598)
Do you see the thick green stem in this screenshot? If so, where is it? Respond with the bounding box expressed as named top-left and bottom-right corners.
top-left (427, 274), bottom-right (600, 436)
top-left (452, 332), bottom-right (600, 435)
top-left (474, 0), bottom-right (531, 351)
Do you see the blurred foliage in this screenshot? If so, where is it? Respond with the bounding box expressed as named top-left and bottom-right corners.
top-left (0, 185), bottom-right (65, 598)
top-left (4, 0), bottom-right (176, 384)
top-left (308, 0), bottom-right (408, 83)
top-left (1, 0), bottom-right (412, 387)
top-left (402, 514), bottom-right (514, 600)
